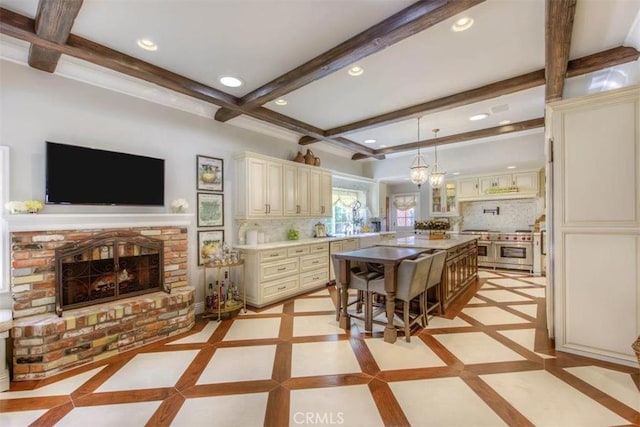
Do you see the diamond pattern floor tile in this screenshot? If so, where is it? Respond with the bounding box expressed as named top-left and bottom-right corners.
top-left (291, 341), bottom-right (361, 377)
top-left (196, 345), bottom-right (276, 384)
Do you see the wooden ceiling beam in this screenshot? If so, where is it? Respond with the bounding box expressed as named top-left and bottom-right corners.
top-left (566, 46), bottom-right (640, 77)
top-left (214, 0), bottom-right (485, 123)
top-left (545, 0), bottom-right (577, 102)
top-left (301, 44), bottom-right (638, 146)
top-left (1, 7), bottom-right (374, 157)
top-left (351, 118), bottom-right (545, 160)
top-left (28, 0), bottom-right (83, 73)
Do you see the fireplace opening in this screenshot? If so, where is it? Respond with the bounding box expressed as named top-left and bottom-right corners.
top-left (55, 231), bottom-right (168, 316)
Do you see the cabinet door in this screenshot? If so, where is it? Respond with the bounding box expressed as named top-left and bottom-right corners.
top-left (457, 178), bottom-right (478, 198)
top-left (444, 182), bottom-right (457, 213)
top-left (494, 174), bottom-right (512, 188)
top-left (309, 169), bottom-right (323, 216)
top-left (298, 167), bottom-right (311, 215)
top-left (430, 186), bottom-right (443, 215)
top-left (478, 176), bottom-right (495, 194)
top-left (479, 174), bottom-right (511, 193)
top-left (266, 161), bottom-right (283, 216)
top-left (283, 164), bottom-right (298, 216)
top-left (320, 172), bottom-right (332, 217)
top-left (513, 171), bottom-right (539, 193)
top-left (247, 157), bottom-right (268, 217)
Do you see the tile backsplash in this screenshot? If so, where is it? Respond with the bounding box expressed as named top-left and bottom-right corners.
top-left (235, 218), bottom-right (329, 244)
top-left (460, 198), bottom-right (543, 231)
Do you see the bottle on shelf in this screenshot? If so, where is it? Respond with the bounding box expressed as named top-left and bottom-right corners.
top-left (211, 287), bottom-right (219, 309)
top-left (206, 282), bottom-right (213, 310)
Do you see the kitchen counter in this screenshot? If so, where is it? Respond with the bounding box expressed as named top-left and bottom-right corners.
top-left (380, 235), bottom-right (479, 251)
top-left (233, 232), bottom-right (395, 252)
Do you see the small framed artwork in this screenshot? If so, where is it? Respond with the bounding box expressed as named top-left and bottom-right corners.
top-left (198, 229), bottom-right (224, 265)
top-left (197, 192), bottom-right (224, 227)
top-left (197, 155), bottom-right (223, 192)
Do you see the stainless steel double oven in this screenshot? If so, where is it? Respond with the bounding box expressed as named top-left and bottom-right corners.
top-left (463, 230), bottom-right (533, 272)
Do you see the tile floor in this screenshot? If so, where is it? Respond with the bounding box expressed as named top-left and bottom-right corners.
top-left (1, 269), bottom-right (639, 426)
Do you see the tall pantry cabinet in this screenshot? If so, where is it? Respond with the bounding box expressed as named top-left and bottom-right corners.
top-left (546, 84), bottom-right (640, 367)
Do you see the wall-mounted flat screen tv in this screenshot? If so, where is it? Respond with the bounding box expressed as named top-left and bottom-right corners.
top-left (46, 141), bottom-right (165, 206)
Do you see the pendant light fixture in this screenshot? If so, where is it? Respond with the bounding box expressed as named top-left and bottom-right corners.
top-left (409, 117), bottom-right (429, 188)
top-left (429, 128), bottom-right (446, 188)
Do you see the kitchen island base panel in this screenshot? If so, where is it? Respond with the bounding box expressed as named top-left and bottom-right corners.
top-left (380, 236), bottom-right (479, 315)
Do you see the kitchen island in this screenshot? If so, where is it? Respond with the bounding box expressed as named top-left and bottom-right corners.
top-left (380, 235), bottom-right (479, 313)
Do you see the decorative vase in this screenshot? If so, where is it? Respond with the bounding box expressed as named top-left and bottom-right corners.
top-left (304, 149), bottom-right (315, 165)
top-left (293, 151), bottom-right (305, 163)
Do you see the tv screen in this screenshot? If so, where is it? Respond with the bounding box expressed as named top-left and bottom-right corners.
top-left (46, 141), bottom-right (165, 206)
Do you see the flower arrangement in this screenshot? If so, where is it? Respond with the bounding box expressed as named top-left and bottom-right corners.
top-left (24, 200), bottom-right (43, 213)
top-left (415, 219), bottom-right (450, 231)
top-left (4, 200), bottom-right (43, 214)
top-left (171, 198), bottom-right (189, 213)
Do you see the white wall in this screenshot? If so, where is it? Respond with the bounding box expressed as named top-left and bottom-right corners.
top-left (0, 59), bottom-right (365, 309)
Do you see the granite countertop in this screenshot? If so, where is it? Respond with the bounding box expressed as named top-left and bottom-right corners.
top-left (233, 231), bottom-right (396, 251)
top-left (380, 235), bottom-right (479, 250)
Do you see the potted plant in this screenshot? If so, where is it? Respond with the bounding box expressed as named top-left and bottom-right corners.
top-left (414, 219), bottom-right (451, 239)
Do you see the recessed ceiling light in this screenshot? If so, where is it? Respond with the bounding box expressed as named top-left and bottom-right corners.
top-left (348, 66), bottom-right (364, 77)
top-left (469, 113), bottom-right (489, 121)
top-left (499, 120), bottom-right (512, 125)
top-left (136, 38), bottom-right (158, 51)
top-left (507, 166), bottom-right (517, 169)
top-left (452, 17), bottom-right (474, 32)
top-left (364, 139), bottom-right (376, 144)
top-left (219, 76), bottom-right (243, 88)
top-left (274, 99), bottom-right (287, 106)
top-left (452, 172), bottom-right (461, 175)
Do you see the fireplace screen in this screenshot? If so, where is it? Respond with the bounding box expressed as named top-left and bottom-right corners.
top-left (55, 231), bottom-right (166, 315)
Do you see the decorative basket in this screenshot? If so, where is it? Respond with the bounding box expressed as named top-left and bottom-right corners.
top-left (633, 336), bottom-right (640, 368)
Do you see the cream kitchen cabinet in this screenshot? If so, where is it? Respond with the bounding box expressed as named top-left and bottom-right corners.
top-left (457, 170), bottom-right (541, 201)
top-left (457, 178), bottom-right (479, 198)
top-left (329, 237), bottom-right (359, 281)
top-left (547, 84), bottom-right (640, 367)
top-left (242, 242), bottom-right (329, 306)
top-left (430, 181), bottom-right (457, 216)
top-left (479, 174), bottom-right (513, 194)
top-left (236, 152), bottom-right (332, 219)
top-left (310, 169), bottom-right (332, 217)
top-left (235, 153), bottom-right (283, 218)
top-left (512, 171), bottom-right (539, 194)
top-left (284, 164), bottom-right (310, 216)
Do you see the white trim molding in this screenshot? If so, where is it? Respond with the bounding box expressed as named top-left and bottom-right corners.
top-left (6, 213), bottom-right (195, 232)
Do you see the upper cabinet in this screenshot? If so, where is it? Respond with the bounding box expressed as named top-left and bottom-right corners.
top-left (235, 152), bottom-right (332, 219)
top-left (236, 154), bottom-right (284, 218)
top-left (430, 181), bottom-right (457, 216)
top-left (456, 170), bottom-right (540, 201)
top-left (309, 169), bottom-right (332, 217)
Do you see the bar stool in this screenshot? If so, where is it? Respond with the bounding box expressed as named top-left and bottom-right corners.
top-left (424, 250), bottom-right (447, 324)
top-left (331, 255), bottom-right (382, 322)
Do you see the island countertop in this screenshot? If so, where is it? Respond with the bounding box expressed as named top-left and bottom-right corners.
top-left (378, 234), bottom-right (479, 250)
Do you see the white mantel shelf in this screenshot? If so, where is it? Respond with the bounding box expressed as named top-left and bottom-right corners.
top-left (4, 213), bottom-right (195, 232)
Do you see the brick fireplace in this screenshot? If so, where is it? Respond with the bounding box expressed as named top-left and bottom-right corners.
top-left (6, 214), bottom-right (195, 380)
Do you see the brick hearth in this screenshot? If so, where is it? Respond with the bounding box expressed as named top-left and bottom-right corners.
top-left (8, 223), bottom-right (195, 380)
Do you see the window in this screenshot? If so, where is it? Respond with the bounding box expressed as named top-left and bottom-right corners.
top-left (331, 188), bottom-right (367, 234)
top-left (391, 193), bottom-right (419, 232)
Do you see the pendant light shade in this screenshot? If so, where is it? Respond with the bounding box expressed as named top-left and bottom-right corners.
top-left (409, 117), bottom-right (429, 188)
top-left (429, 128), bottom-right (446, 188)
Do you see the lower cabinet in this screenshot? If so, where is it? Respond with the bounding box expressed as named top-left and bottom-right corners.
top-left (242, 242), bottom-right (329, 307)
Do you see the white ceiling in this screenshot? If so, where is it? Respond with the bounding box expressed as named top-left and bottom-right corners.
top-left (1, 0), bottom-right (639, 184)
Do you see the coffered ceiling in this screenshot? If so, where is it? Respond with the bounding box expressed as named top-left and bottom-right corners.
top-left (1, 0), bottom-right (639, 170)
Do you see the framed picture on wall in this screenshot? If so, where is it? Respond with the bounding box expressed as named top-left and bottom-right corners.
top-left (197, 155), bottom-right (223, 192)
top-left (197, 192), bottom-right (224, 227)
top-left (198, 229), bottom-right (224, 265)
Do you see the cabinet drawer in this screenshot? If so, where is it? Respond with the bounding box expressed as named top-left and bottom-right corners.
top-left (260, 249), bottom-right (287, 262)
top-left (300, 268), bottom-right (329, 289)
top-left (300, 253), bottom-right (328, 272)
top-left (287, 246), bottom-right (309, 257)
top-left (330, 241), bottom-right (343, 254)
top-left (309, 242), bottom-right (329, 253)
top-left (261, 259), bottom-right (299, 282)
top-left (263, 277), bottom-right (299, 299)
top-left (342, 238), bottom-right (359, 251)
